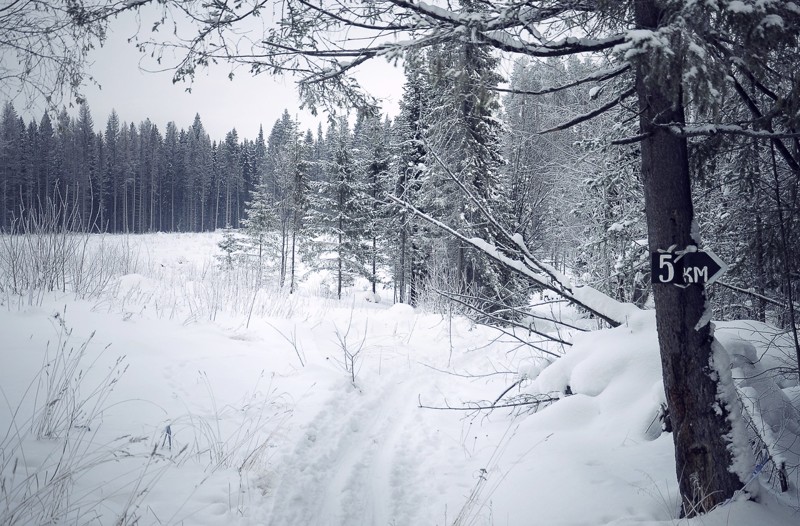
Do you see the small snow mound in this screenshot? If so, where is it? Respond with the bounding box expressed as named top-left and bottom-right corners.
top-left (353, 277), bottom-right (371, 291)
top-left (531, 320), bottom-right (665, 440)
top-left (387, 303), bottom-right (414, 317)
top-left (517, 359), bottom-right (551, 381)
top-left (228, 331), bottom-right (260, 342)
top-left (300, 270), bottom-right (335, 297)
top-left (726, 339), bottom-right (759, 366)
top-left (624, 308), bottom-right (656, 334)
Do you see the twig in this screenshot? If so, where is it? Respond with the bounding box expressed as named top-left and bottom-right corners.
top-left (492, 379), bottom-right (524, 406)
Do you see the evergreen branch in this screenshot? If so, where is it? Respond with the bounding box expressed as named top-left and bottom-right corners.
top-left (539, 86), bottom-right (636, 134)
top-left (729, 74), bottom-right (800, 172)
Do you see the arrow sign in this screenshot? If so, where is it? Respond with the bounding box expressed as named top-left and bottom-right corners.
top-left (651, 248), bottom-right (727, 287)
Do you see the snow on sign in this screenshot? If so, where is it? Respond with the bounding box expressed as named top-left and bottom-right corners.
top-left (651, 248), bottom-right (728, 287)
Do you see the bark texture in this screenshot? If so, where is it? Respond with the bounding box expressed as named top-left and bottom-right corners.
top-left (634, 0), bottom-right (743, 517)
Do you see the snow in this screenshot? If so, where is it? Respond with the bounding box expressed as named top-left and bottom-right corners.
top-left (1, 233), bottom-right (798, 525)
top-left (717, 321), bottom-right (800, 479)
top-left (727, 1), bottom-right (754, 14)
top-left (571, 283), bottom-right (641, 325)
top-left (615, 29), bottom-right (674, 60)
top-left (710, 335), bottom-right (757, 489)
top-left (760, 14), bottom-right (785, 28)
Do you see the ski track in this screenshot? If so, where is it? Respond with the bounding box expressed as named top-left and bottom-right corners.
top-left (266, 355), bottom-right (432, 526)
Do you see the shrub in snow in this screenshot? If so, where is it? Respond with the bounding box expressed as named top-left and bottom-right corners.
top-left (216, 228), bottom-right (245, 269)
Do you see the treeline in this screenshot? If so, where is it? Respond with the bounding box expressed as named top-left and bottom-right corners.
top-left (2, 46), bottom-right (799, 323)
top-left (0, 102), bottom-right (267, 233)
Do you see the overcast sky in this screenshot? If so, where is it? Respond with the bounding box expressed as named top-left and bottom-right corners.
top-left (16, 9), bottom-right (404, 141)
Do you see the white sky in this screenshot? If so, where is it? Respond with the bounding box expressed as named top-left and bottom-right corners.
top-left (15, 9), bottom-right (404, 141)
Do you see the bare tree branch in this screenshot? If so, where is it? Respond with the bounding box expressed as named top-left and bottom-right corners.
top-left (539, 86), bottom-right (636, 134)
top-left (433, 288), bottom-right (571, 353)
top-left (387, 194), bottom-right (630, 327)
top-left (418, 393), bottom-right (560, 412)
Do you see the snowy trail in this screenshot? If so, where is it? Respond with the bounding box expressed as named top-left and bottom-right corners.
top-left (265, 351), bottom-right (433, 526)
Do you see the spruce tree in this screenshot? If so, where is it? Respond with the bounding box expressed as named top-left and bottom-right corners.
top-left (352, 111), bottom-right (392, 297)
top-left (0, 103), bottom-right (23, 228)
top-left (393, 51), bottom-right (430, 305)
top-left (305, 117), bottom-right (370, 299)
top-left (37, 112), bottom-right (56, 208)
top-left (423, 25), bottom-right (523, 317)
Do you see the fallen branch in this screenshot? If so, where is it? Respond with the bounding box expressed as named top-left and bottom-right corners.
top-left (418, 393), bottom-right (560, 412)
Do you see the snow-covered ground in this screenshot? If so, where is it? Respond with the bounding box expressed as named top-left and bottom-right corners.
top-left (1, 232), bottom-right (798, 525)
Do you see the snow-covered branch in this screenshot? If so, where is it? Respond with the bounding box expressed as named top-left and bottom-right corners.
top-left (387, 194), bottom-right (640, 328)
top-left (665, 123), bottom-right (800, 140)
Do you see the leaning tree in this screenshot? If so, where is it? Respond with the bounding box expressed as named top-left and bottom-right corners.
top-left (9, 0), bottom-right (799, 517)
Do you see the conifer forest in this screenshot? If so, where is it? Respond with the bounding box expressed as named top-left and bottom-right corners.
top-left (2, 2), bottom-right (800, 524)
top-left (3, 43), bottom-right (798, 319)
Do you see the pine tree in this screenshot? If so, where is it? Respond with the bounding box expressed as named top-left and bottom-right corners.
top-left (22, 120), bottom-right (38, 215)
top-left (265, 111), bottom-right (298, 286)
top-left (288, 128), bottom-right (313, 293)
top-left (104, 111), bottom-right (121, 231)
top-left (241, 170), bottom-right (278, 278)
top-left (185, 114), bottom-right (213, 231)
top-left (163, 121), bottom-right (181, 231)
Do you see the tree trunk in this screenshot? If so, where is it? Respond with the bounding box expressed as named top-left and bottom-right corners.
top-left (280, 215), bottom-right (288, 288)
top-left (290, 213), bottom-right (298, 294)
top-left (634, 0), bottom-right (743, 517)
top-left (754, 209), bottom-right (766, 323)
top-left (372, 235), bottom-right (377, 295)
top-left (398, 210), bottom-right (407, 303)
top-left (409, 234), bottom-right (420, 307)
top-left (337, 226), bottom-right (343, 300)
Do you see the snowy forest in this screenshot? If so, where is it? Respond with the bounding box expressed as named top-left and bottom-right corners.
top-left (3, 45), bottom-right (799, 317)
top-left (2, 1), bottom-right (800, 525)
